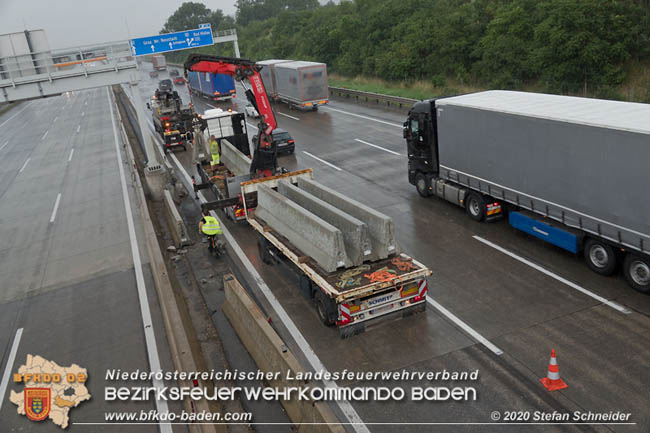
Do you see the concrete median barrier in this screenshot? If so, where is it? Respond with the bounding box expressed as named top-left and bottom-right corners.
top-left (222, 274), bottom-right (345, 433)
top-left (221, 138), bottom-right (251, 176)
top-left (298, 177), bottom-right (399, 260)
top-left (255, 184), bottom-right (350, 272)
top-left (163, 189), bottom-right (191, 247)
top-left (278, 180), bottom-right (371, 266)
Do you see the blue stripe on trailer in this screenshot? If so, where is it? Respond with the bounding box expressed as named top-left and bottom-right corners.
top-left (509, 211), bottom-right (578, 253)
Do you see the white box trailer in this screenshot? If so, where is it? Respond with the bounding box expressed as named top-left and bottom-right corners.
top-left (273, 61), bottom-right (329, 110)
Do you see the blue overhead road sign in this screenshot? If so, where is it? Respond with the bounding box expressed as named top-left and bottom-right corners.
top-left (130, 25), bottom-right (214, 56)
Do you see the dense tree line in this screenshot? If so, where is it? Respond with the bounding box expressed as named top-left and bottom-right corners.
top-left (161, 0), bottom-right (650, 98)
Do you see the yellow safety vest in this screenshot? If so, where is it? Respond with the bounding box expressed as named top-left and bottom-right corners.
top-left (201, 216), bottom-right (222, 235)
top-left (209, 140), bottom-right (220, 166)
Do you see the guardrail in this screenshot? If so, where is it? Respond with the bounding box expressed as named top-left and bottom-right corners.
top-left (328, 86), bottom-right (418, 109)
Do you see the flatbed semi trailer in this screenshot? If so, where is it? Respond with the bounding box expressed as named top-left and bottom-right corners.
top-left (405, 90), bottom-right (650, 293)
top-left (239, 169), bottom-right (432, 338)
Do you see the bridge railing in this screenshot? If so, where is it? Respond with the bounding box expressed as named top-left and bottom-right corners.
top-left (0, 40), bottom-right (134, 86)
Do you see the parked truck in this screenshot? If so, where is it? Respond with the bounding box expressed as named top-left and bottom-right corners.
top-left (241, 169), bottom-right (431, 337)
top-left (272, 61), bottom-right (329, 110)
top-left (405, 90), bottom-right (650, 293)
top-left (152, 54), bottom-right (166, 71)
top-left (193, 108), bottom-right (251, 222)
top-left (149, 86), bottom-right (193, 153)
top-left (188, 71), bottom-right (236, 101)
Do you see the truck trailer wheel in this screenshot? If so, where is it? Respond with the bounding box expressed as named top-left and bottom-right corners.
top-left (623, 254), bottom-right (650, 294)
top-left (315, 291), bottom-right (336, 326)
top-left (465, 192), bottom-right (485, 222)
top-left (583, 238), bottom-right (617, 276)
top-left (415, 173), bottom-right (431, 197)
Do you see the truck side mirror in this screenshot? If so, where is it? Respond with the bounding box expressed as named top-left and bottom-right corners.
top-left (403, 127), bottom-right (408, 139)
top-left (146, 103), bottom-right (150, 110)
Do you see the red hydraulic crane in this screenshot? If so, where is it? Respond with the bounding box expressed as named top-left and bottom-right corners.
top-left (184, 55), bottom-right (278, 177)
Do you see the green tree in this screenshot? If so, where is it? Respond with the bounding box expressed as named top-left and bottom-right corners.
top-left (161, 2), bottom-right (230, 33)
top-left (532, 0), bottom-right (641, 93)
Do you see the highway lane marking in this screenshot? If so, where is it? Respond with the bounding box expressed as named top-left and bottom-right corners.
top-left (68, 148), bottom-right (75, 162)
top-left (427, 297), bottom-right (503, 355)
top-left (0, 101), bottom-right (33, 129)
top-left (0, 328), bottom-right (23, 410)
top-left (302, 151), bottom-right (342, 171)
top-left (53, 116), bottom-right (58, 123)
top-left (76, 125), bottom-right (81, 133)
top-left (207, 103), bottom-right (217, 109)
top-left (321, 106), bottom-right (402, 128)
top-left (0, 141), bottom-right (8, 151)
top-left (277, 112), bottom-right (300, 121)
top-left (18, 157), bottom-right (31, 173)
top-left (49, 193), bottom-right (62, 223)
top-left (473, 235), bottom-right (631, 314)
top-left (354, 138), bottom-right (401, 156)
top-left (107, 87), bottom-right (172, 433)
top-left (41, 130), bottom-right (48, 140)
top-left (167, 153), bottom-right (370, 433)
top-left (246, 122), bottom-right (258, 130)
top-left (81, 111), bottom-right (85, 117)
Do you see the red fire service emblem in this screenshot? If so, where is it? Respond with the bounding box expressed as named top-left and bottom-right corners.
top-left (25, 388), bottom-right (51, 422)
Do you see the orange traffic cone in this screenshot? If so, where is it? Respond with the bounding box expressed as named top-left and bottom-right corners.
top-left (540, 349), bottom-right (568, 391)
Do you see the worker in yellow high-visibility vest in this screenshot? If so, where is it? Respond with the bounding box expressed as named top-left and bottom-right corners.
top-left (199, 210), bottom-right (223, 253)
top-left (209, 135), bottom-right (221, 169)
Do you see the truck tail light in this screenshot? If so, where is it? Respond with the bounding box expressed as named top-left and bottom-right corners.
top-left (214, 91), bottom-right (220, 95)
top-left (412, 279), bottom-right (428, 303)
top-left (288, 140), bottom-right (295, 144)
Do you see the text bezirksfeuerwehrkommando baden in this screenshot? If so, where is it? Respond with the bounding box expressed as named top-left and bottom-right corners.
top-left (105, 368), bottom-right (479, 383)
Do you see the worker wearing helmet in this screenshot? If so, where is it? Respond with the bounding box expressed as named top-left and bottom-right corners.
top-left (199, 210), bottom-right (223, 253)
top-left (209, 135), bottom-right (221, 169)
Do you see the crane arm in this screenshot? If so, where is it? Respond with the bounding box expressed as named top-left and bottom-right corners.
top-left (183, 55), bottom-right (276, 134)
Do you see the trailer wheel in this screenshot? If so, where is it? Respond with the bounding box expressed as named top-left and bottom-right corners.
top-left (299, 274), bottom-right (313, 300)
top-left (415, 173), bottom-right (431, 197)
top-left (465, 192), bottom-right (485, 222)
top-left (583, 238), bottom-right (617, 276)
top-left (315, 290), bottom-right (336, 326)
top-left (623, 254), bottom-right (650, 294)
top-left (257, 235), bottom-right (273, 265)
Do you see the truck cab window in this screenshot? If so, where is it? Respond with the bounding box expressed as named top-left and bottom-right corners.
top-left (410, 119), bottom-right (419, 136)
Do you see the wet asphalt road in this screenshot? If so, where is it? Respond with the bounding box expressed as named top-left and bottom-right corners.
top-left (135, 62), bottom-right (650, 433)
top-left (0, 89), bottom-right (185, 432)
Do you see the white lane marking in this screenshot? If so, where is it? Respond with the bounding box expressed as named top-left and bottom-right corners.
top-left (106, 87), bottom-right (172, 433)
top-left (443, 165), bottom-right (650, 243)
top-left (81, 111), bottom-right (85, 117)
top-left (49, 193), bottom-right (62, 223)
top-left (473, 235), bottom-right (631, 314)
top-left (53, 116), bottom-right (58, 123)
top-left (76, 124), bottom-right (81, 133)
top-left (321, 106), bottom-right (402, 128)
top-left (41, 130), bottom-right (48, 140)
top-left (246, 122), bottom-right (258, 130)
top-left (0, 141), bottom-right (8, 151)
top-left (167, 153), bottom-right (370, 433)
top-left (0, 102), bottom-right (32, 129)
top-left (18, 157), bottom-right (31, 173)
top-left (354, 138), bottom-right (401, 156)
top-left (302, 151), bottom-right (342, 171)
top-left (207, 103), bottom-right (217, 109)
top-left (0, 328), bottom-right (23, 410)
top-left (277, 112), bottom-right (299, 121)
top-left (68, 148), bottom-right (75, 162)
top-left (84, 101), bottom-right (87, 106)
top-left (427, 297), bottom-right (503, 355)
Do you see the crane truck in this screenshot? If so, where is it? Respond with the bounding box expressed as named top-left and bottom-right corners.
top-left (405, 90), bottom-right (650, 294)
top-left (185, 55), bottom-right (432, 336)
